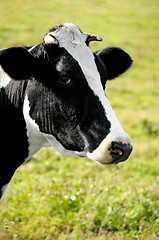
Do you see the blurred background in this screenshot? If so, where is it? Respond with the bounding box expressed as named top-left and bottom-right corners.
top-left (0, 0), bottom-right (159, 239)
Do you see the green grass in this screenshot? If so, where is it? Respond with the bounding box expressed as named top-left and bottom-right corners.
top-left (0, 0), bottom-right (159, 239)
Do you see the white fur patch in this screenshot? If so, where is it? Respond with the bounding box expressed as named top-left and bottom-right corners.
top-left (0, 66), bottom-right (11, 89)
top-left (28, 45), bottom-right (36, 52)
top-left (1, 184), bottom-right (9, 199)
top-left (23, 95), bottom-right (49, 159)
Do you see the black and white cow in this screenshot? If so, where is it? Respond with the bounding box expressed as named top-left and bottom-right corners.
top-left (0, 23), bottom-right (133, 199)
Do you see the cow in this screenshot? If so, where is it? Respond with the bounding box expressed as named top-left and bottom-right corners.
top-left (0, 23), bottom-right (133, 200)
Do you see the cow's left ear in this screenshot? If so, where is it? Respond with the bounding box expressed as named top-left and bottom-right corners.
top-left (95, 47), bottom-right (133, 80)
top-left (0, 47), bottom-right (39, 80)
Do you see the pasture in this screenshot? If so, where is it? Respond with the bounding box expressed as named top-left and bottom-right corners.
top-left (0, 0), bottom-right (159, 239)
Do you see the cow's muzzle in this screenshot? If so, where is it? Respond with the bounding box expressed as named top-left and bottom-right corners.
top-left (86, 136), bottom-right (133, 165)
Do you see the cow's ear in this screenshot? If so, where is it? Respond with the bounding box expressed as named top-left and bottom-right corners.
top-left (0, 47), bottom-right (39, 80)
top-left (95, 47), bottom-right (133, 80)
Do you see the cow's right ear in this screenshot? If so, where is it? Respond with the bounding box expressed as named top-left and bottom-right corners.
top-left (0, 47), bottom-right (39, 80)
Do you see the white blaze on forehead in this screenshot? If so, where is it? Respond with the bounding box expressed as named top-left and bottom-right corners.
top-left (52, 23), bottom-right (101, 94)
top-left (52, 23), bottom-right (128, 142)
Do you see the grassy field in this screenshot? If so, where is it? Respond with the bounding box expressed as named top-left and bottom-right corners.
top-left (0, 0), bottom-right (159, 239)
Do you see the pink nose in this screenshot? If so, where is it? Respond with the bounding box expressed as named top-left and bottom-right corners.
top-left (108, 141), bottom-right (133, 164)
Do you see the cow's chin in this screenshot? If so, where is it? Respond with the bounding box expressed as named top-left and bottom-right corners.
top-left (88, 156), bottom-right (114, 165)
top-left (75, 151), bottom-right (112, 165)
top-left (94, 158), bottom-right (118, 165)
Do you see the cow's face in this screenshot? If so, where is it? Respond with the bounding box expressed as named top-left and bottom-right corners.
top-left (0, 23), bottom-right (133, 164)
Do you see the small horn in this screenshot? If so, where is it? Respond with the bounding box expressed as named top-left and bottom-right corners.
top-left (87, 33), bottom-right (103, 42)
top-left (44, 33), bottom-right (59, 46)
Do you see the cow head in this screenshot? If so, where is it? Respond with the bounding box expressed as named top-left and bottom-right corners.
top-left (0, 23), bottom-right (133, 164)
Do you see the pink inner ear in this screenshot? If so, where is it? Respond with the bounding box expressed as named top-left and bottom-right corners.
top-left (88, 33), bottom-right (103, 42)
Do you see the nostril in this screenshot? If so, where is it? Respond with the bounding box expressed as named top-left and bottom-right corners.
top-left (111, 148), bottom-right (123, 156)
top-left (109, 141), bottom-right (133, 163)
top-left (109, 141), bottom-right (124, 159)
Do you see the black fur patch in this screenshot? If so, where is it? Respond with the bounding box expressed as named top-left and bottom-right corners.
top-left (0, 81), bottom-right (29, 191)
top-left (95, 47), bottom-right (133, 80)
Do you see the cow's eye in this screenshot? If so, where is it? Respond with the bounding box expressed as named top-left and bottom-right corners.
top-left (59, 77), bottom-right (71, 85)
